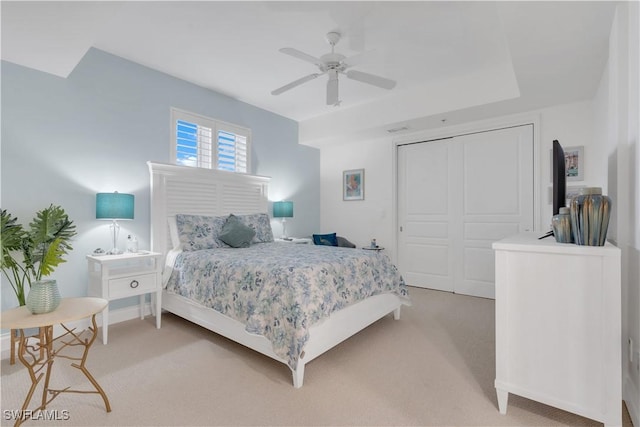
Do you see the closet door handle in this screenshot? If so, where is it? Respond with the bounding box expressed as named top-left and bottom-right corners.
top-left (130, 279), bottom-right (139, 289)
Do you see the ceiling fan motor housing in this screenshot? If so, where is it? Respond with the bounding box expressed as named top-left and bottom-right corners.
top-left (319, 53), bottom-right (346, 72)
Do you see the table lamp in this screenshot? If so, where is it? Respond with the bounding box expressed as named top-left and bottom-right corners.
top-left (96, 192), bottom-right (134, 254)
top-left (273, 201), bottom-right (293, 239)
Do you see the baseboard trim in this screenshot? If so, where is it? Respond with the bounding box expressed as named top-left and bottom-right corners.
top-left (1, 302), bottom-right (153, 360)
top-left (624, 374), bottom-right (639, 427)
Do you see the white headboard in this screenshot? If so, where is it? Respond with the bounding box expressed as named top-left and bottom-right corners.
top-left (147, 162), bottom-right (270, 260)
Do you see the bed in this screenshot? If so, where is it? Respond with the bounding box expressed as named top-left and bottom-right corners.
top-left (148, 162), bottom-right (410, 387)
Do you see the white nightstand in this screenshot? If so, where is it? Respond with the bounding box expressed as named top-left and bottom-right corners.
top-left (362, 247), bottom-right (385, 252)
top-left (86, 251), bottom-right (162, 344)
top-left (275, 237), bottom-right (312, 244)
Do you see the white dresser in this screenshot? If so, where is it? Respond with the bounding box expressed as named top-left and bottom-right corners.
top-left (492, 233), bottom-right (621, 427)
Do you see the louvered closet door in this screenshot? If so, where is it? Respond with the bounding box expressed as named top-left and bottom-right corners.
top-left (397, 125), bottom-right (534, 298)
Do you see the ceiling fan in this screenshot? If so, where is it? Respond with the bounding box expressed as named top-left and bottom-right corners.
top-left (271, 31), bottom-right (396, 106)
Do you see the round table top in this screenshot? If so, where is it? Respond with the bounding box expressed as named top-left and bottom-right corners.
top-left (1, 297), bottom-right (108, 330)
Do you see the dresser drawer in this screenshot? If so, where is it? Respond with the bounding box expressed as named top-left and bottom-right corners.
top-left (108, 273), bottom-right (157, 299)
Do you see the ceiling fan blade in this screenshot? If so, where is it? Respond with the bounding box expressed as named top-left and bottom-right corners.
top-left (327, 71), bottom-right (339, 106)
top-left (279, 48), bottom-right (324, 67)
top-left (346, 70), bottom-right (396, 90)
top-left (271, 73), bottom-right (320, 96)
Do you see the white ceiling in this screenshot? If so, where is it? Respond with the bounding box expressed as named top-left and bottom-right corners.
top-left (1, 1), bottom-right (618, 146)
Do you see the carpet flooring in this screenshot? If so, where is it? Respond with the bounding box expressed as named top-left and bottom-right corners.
top-left (0, 288), bottom-right (632, 426)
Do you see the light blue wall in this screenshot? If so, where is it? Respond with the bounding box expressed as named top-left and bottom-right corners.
top-left (1, 48), bottom-right (320, 311)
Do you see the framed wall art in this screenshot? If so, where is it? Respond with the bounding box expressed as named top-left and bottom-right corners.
top-left (550, 145), bottom-right (585, 182)
top-left (564, 146), bottom-right (584, 181)
top-left (343, 169), bottom-right (364, 201)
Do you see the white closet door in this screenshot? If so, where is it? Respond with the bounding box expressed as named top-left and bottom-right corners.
top-left (397, 139), bottom-right (455, 292)
top-left (453, 126), bottom-right (534, 298)
top-left (397, 125), bottom-right (534, 298)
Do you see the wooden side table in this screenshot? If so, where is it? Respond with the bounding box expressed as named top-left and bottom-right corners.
top-left (1, 298), bottom-right (111, 427)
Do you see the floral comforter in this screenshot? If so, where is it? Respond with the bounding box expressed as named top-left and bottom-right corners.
top-left (165, 243), bottom-right (409, 368)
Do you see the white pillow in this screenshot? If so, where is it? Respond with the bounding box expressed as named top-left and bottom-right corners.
top-left (168, 216), bottom-right (180, 250)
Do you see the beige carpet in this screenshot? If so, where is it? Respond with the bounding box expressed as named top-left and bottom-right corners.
top-left (0, 288), bottom-right (632, 426)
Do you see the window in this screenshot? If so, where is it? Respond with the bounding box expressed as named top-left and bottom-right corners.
top-left (171, 108), bottom-right (250, 173)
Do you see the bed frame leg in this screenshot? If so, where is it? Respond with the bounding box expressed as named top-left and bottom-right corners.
top-left (292, 363), bottom-right (305, 388)
top-left (393, 307), bottom-right (401, 320)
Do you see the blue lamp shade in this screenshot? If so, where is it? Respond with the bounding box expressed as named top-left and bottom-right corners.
top-left (96, 192), bottom-right (135, 220)
top-left (273, 201), bottom-right (293, 218)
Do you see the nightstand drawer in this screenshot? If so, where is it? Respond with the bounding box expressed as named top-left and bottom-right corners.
top-left (108, 273), bottom-right (156, 298)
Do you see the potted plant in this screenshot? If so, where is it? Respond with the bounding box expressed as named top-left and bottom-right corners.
top-left (1, 205), bottom-right (77, 313)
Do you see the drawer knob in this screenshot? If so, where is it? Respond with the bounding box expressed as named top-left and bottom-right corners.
top-left (130, 279), bottom-right (139, 289)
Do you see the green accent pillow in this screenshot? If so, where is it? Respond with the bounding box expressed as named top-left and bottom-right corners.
top-left (219, 214), bottom-right (256, 248)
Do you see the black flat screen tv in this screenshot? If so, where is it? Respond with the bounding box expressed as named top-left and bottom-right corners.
top-left (552, 139), bottom-right (566, 216)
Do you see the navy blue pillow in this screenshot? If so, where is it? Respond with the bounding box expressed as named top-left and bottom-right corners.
top-left (313, 233), bottom-right (338, 246)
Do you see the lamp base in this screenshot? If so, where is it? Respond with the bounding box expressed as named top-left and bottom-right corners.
top-left (108, 220), bottom-right (121, 255)
top-left (281, 218), bottom-right (288, 240)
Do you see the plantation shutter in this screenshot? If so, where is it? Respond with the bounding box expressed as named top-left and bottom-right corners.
top-left (176, 120), bottom-right (213, 168)
top-left (217, 125), bottom-right (248, 173)
top-left (171, 108), bottom-right (251, 173)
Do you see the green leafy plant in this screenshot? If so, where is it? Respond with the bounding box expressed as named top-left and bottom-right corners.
top-left (0, 205), bottom-right (77, 306)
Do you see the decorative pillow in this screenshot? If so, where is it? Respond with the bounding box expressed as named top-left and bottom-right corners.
top-left (219, 214), bottom-right (256, 248)
top-left (235, 213), bottom-right (274, 243)
top-left (313, 233), bottom-right (338, 246)
top-left (175, 214), bottom-right (228, 251)
top-left (336, 236), bottom-right (356, 248)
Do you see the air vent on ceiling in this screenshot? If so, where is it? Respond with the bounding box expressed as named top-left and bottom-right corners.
top-left (387, 126), bottom-right (410, 133)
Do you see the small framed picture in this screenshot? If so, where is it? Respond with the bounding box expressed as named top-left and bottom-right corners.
top-left (564, 146), bottom-right (584, 181)
top-left (343, 169), bottom-right (364, 201)
top-left (549, 145), bottom-right (585, 182)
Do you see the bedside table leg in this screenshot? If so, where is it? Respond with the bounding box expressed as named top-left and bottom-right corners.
top-left (102, 307), bottom-right (109, 345)
top-left (155, 291), bottom-right (162, 329)
top-left (139, 295), bottom-right (145, 320)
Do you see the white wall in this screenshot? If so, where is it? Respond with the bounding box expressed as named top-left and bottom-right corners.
top-left (1, 49), bottom-right (320, 313)
top-left (320, 137), bottom-right (396, 253)
top-left (594, 2), bottom-right (640, 424)
top-left (320, 100), bottom-right (601, 263)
